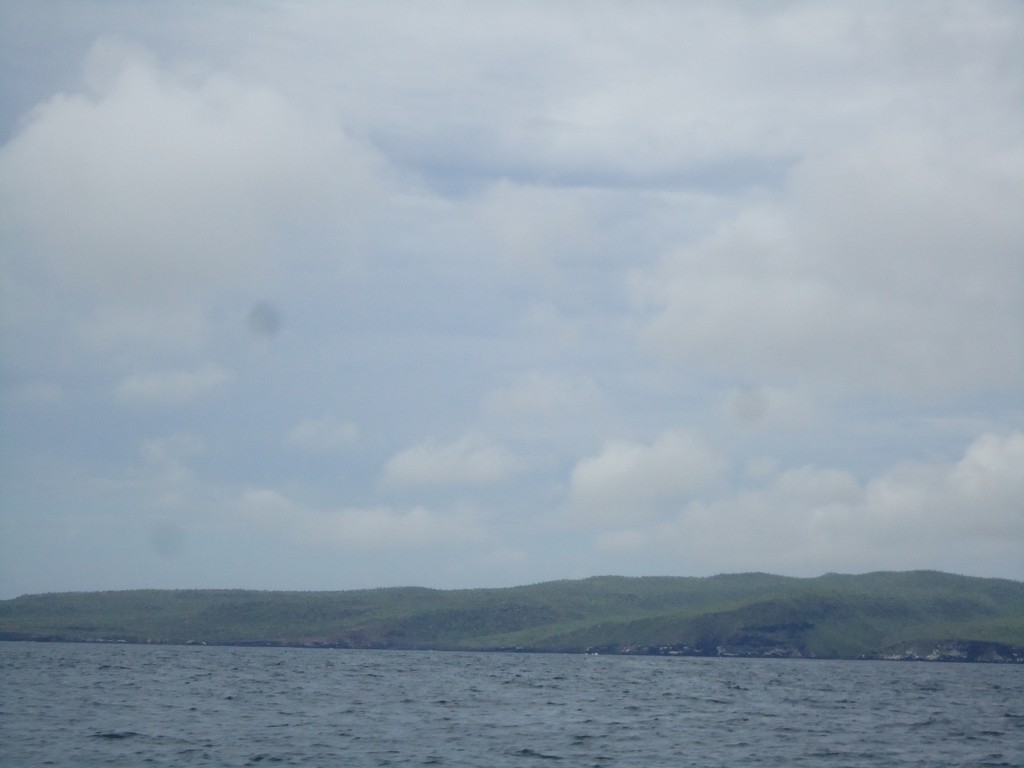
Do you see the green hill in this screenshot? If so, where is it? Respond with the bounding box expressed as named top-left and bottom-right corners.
top-left (2, 571), bottom-right (1022, 661)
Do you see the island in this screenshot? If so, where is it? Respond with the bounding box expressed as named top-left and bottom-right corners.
top-left (2, 571), bottom-right (1022, 662)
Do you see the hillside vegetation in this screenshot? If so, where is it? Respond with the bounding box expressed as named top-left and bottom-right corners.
top-left (2, 571), bottom-right (1022, 661)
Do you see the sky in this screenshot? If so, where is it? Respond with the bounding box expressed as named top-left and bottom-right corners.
top-left (1, 1), bottom-right (1022, 598)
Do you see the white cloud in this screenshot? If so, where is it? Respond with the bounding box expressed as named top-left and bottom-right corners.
top-left (636, 109), bottom-right (1024, 398)
top-left (569, 430), bottom-right (725, 525)
top-left (233, 487), bottom-right (484, 552)
top-left (382, 434), bottom-right (522, 487)
top-left (116, 365), bottom-right (230, 405)
top-left (645, 431), bottom-right (1024, 577)
top-left (1, 39), bottom-right (382, 297)
top-left (623, 3), bottom-right (1024, 399)
top-left (286, 418), bottom-right (358, 452)
top-left (864, 431), bottom-right (1024, 539)
top-left (0, 37), bottom-right (389, 380)
top-left (236, 487), bottom-right (299, 526)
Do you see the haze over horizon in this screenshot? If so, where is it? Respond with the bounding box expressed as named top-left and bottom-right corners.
top-left (1, 1), bottom-right (1022, 599)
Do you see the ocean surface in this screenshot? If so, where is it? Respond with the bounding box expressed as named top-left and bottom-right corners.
top-left (2, 642), bottom-right (1022, 767)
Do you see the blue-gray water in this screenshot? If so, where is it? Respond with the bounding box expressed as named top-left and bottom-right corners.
top-left (2, 642), bottom-right (1022, 767)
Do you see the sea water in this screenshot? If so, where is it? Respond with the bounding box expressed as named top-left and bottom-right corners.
top-left (2, 641), bottom-right (1022, 767)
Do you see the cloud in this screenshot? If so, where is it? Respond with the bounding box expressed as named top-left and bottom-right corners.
top-left (636, 110), bottom-right (1024, 399)
top-left (236, 488), bottom-right (299, 526)
top-left (482, 371), bottom-right (606, 443)
top-left (477, 180), bottom-right (597, 277)
top-left (336, 3), bottom-right (832, 190)
top-left (234, 487), bottom-right (484, 552)
top-left (116, 366), bottom-right (230, 405)
top-left (299, 506), bottom-right (485, 552)
top-left (3, 42), bottom-right (259, 297)
top-left (0, 37), bottom-right (387, 368)
top-left (644, 431), bottom-right (1024, 577)
top-left (382, 434), bottom-right (522, 487)
top-left (485, 371), bottom-right (603, 419)
top-left (140, 433), bottom-right (206, 468)
top-left (132, 433), bottom-right (206, 509)
top-left (569, 430), bottom-right (725, 525)
top-left (285, 418), bottom-right (359, 452)
top-left (870, 431), bottom-right (1024, 539)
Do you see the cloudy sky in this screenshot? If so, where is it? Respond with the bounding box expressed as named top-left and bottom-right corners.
top-left (1, 1), bottom-right (1022, 598)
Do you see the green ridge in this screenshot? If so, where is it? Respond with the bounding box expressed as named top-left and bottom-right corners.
top-left (2, 571), bottom-right (1022, 662)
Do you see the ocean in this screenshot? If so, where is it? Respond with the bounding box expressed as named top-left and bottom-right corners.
top-left (2, 641), bottom-right (1022, 766)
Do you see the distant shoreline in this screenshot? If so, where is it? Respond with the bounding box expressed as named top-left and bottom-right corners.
top-left (3, 571), bottom-right (1022, 663)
